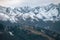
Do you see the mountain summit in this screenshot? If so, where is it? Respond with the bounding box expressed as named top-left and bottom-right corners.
top-left (0, 3), bottom-right (60, 33)
top-left (0, 3), bottom-right (60, 22)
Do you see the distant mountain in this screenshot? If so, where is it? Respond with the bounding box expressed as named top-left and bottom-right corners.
top-left (0, 3), bottom-right (60, 40)
top-left (0, 3), bottom-right (60, 33)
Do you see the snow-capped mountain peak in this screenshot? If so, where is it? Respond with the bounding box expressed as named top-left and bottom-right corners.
top-left (0, 3), bottom-right (60, 23)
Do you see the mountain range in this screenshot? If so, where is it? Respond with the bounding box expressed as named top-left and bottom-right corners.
top-left (0, 3), bottom-right (60, 33)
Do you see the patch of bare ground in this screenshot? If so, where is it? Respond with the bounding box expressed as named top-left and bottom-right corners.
top-left (19, 26), bottom-right (55, 40)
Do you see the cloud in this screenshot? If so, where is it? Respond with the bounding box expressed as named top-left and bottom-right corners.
top-left (0, 13), bottom-right (9, 21)
top-left (0, 0), bottom-right (60, 7)
top-left (0, 0), bottom-right (24, 7)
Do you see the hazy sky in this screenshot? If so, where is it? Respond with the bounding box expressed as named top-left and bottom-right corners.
top-left (0, 0), bottom-right (60, 7)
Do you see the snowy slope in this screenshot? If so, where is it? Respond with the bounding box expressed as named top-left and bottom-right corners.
top-left (0, 3), bottom-right (60, 23)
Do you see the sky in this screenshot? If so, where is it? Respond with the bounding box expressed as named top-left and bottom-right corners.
top-left (0, 0), bottom-right (60, 7)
